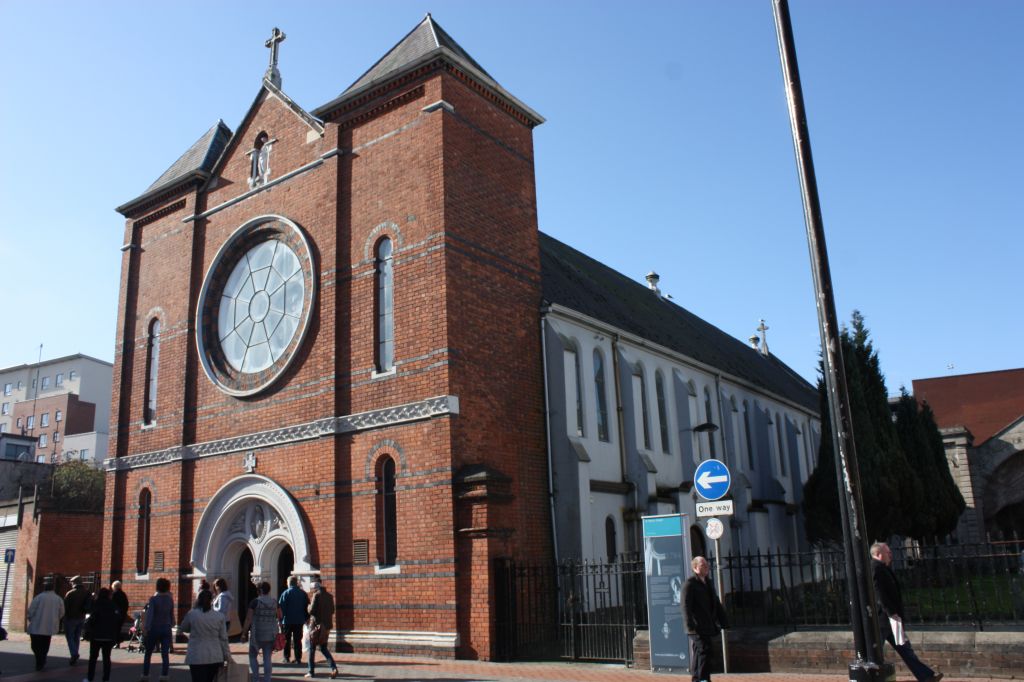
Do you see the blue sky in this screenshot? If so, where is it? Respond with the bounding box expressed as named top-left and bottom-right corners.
top-left (2, 0), bottom-right (1021, 393)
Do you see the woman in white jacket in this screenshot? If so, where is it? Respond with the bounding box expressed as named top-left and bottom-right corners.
top-left (180, 589), bottom-right (231, 682)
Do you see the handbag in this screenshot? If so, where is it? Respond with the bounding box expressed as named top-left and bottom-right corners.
top-left (82, 614), bottom-right (94, 641)
top-left (273, 632), bottom-right (286, 652)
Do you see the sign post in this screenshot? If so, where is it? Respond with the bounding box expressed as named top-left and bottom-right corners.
top-left (641, 514), bottom-right (691, 672)
top-left (1, 548), bottom-right (14, 628)
top-left (693, 460), bottom-right (731, 673)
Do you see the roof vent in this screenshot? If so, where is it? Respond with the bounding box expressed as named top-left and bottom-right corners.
top-left (645, 271), bottom-right (661, 296)
top-left (749, 335), bottom-right (760, 350)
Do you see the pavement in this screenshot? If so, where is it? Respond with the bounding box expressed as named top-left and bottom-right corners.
top-left (0, 632), bottom-right (1004, 682)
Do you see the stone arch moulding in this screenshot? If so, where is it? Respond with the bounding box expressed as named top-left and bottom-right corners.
top-left (190, 474), bottom-right (314, 580)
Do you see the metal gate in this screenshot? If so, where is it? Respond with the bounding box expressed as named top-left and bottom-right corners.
top-left (495, 554), bottom-right (647, 663)
top-left (0, 525), bottom-right (16, 629)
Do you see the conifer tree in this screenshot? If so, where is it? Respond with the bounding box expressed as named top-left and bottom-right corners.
top-left (802, 312), bottom-right (920, 544)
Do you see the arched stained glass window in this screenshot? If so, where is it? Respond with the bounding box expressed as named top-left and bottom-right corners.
top-left (143, 319), bottom-right (160, 425)
top-left (656, 371), bottom-right (670, 452)
top-left (137, 489), bottom-right (152, 574)
top-left (593, 349), bottom-right (609, 442)
top-left (375, 238), bottom-right (395, 372)
top-left (377, 456), bottom-right (397, 567)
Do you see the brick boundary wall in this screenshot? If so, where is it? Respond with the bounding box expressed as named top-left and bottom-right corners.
top-left (633, 629), bottom-right (1024, 679)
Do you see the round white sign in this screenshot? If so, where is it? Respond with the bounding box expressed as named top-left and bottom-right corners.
top-left (705, 517), bottom-right (724, 540)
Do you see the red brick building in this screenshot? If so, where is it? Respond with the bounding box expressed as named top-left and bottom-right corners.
top-left (913, 368), bottom-right (1024, 539)
top-left (104, 18), bottom-right (549, 659)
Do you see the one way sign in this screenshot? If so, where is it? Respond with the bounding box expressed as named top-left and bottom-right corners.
top-left (694, 459), bottom-right (731, 501)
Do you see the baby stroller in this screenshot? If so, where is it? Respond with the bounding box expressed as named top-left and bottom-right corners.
top-left (125, 611), bottom-right (145, 652)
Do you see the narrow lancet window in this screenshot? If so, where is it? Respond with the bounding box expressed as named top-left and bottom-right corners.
top-left (143, 319), bottom-right (160, 425)
top-left (375, 238), bottom-right (394, 372)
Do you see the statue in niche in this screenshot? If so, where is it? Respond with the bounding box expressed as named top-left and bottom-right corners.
top-left (250, 504), bottom-right (265, 540)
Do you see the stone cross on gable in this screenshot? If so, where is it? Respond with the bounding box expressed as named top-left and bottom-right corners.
top-left (757, 319), bottom-right (770, 356)
top-left (264, 27), bottom-right (286, 88)
top-left (243, 451), bottom-right (257, 473)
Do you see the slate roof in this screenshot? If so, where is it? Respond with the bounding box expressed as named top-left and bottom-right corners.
top-left (145, 120), bottom-right (232, 192)
top-left (539, 232), bottom-right (819, 412)
top-left (117, 121), bottom-right (232, 215)
top-left (313, 14), bottom-right (542, 125)
top-left (346, 13), bottom-right (495, 94)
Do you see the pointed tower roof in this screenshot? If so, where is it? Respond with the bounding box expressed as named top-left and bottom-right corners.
top-left (313, 14), bottom-right (542, 126)
top-left (117, 121), bottom-right (232, 216)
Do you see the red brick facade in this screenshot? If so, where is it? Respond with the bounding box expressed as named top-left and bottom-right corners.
top-left (10, 393), bottom-right (96, 461)
top-left (103, 33), bottom-right (550, 660)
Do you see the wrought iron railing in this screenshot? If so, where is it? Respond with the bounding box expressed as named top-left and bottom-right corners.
top-left (716, 536), bottom-right (1024, 630)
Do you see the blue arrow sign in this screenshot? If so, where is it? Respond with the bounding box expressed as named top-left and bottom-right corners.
top-left (694, 459), bottom-right (731, 501)
top-left (3, 548), bottom-right (13, 564)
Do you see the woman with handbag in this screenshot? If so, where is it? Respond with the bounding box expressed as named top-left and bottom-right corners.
top-left (179, 589), bottom-right (231, 682)
top-left (84, 588), bottom-right (121, 682)
top-left (242, 581), bottom-right (282, 682)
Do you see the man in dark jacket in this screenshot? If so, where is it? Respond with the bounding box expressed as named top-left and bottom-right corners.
top-left (871, 542), bottom-right (943, 682)
top-left (64, 576), bottom-right (91, 665)
top-left (683, 556), bottom-right (728, 682)
top-left (307, 582), bottom-right (338, 678)
top-left (278, 576), bottom-right (309, 664)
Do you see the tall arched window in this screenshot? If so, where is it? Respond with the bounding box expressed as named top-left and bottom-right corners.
top-left (743, 400), bottom-right (755, 470)
top-left (704, 387), bottom-right (717, 458)
top-left (137, 489), bottom-right (152, 574)
top-left (143, 319), bottom-right (160, 425)
top-left (593, 349), bottom-right (609, 442)
top-left (377, 456), bottom-right (397, 567)
top-left (655, 371), bottom-right (670, 452)
top-left (775, 412), bottom-right (787, 475)
top-left (632, 367), bottom-right (651, 450)
top-left (374, 238), bottom-right (395, 372)
top-left (605, 516), bottom-right (617, 562)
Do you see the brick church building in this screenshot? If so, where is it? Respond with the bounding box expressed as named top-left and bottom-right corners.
top-left (106, 16), bottom-right (549, 659)
top-left (104, 16), bottom-right (819, 660)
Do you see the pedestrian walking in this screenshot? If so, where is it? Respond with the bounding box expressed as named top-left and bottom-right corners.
top-left (111, 580), bottom-right (131, 647)
top-left (871, 542), bottom-right (944, 682)
top-left (212, 578), bottom-right (236, 635)
top-left (305, 581), bottom-right (338, 679)
top-left (683, 555), bottom-right (728, 682)
top-left (279, 576), bottom-right (309, 664)
top-left (180, 588), bottom-right (231, 682)
top-left (84, 587), bottom-right (122, 682)
top-left (64, 575), bottom-right (91, 665)
top-left (242, 581), bottom-right (282, 682)
top-left (26, 581), bottom-right (65, 672)
top-left (140, 577), bottom-right (175, 682)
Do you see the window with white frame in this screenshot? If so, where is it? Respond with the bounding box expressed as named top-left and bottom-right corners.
top-left (55, 409), bottom-right (62, 422)
top-left (80, 448), bottom-right (89, 460)
top-left (704, 387), bottom-right (717, 458)
top-left (3, 383), bottom-right (10, 395)
top-left (39, 433), bottom-right (47, 447)
top-left (374, 237), bottom-right (395, 373)
top-left (564, 347), bottom-right (584, 437)
top-left (593, 349), bottom-right (610, 442)
top-left (53, 431), bottom-right (60, 443)
top-left (655, 371), bottom-right (670, 453)
top-left (69, 370), bottom-right (77, 381)
top-left (41, 376), bottom-right (50, 389)
top-left (775, 412), bottom-right (787, 476)
top-left (632, 367), bottom-right (651, 450)
top-left (27, 415), bottom-right (34, 429)
top-left (0, 423), bottom-right (6, 433)
top-left (41, 412), bottom-right (49, 427)
top-left (56, 373), bottom-right (64, 386)
top-left (743, 401), bottom-right (755, 470)
top-left (1, 402), bottom-right (8, 415)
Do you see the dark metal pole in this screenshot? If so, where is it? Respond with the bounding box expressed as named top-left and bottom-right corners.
top-left (770, 2), bottom-right (893, 680)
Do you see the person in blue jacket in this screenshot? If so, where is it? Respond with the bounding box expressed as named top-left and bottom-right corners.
top-left (278, 576), bottom-right (309, 664)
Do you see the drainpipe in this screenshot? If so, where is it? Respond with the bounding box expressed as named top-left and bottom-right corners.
top-left (539, 317), bottom-right (560, 565)
top-left (610, 334), bottom-right (641, 550)
top-left (714, 372), bottom-right (728, 462)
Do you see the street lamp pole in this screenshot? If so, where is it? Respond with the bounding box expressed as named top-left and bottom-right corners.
top-left (770, 2), bottom-right (892, 680)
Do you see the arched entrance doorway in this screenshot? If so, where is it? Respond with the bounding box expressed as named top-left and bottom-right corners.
top-left (690, 524), bottom-right (707, 560)
top-left (190, 474), bottom-right (317, 599)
